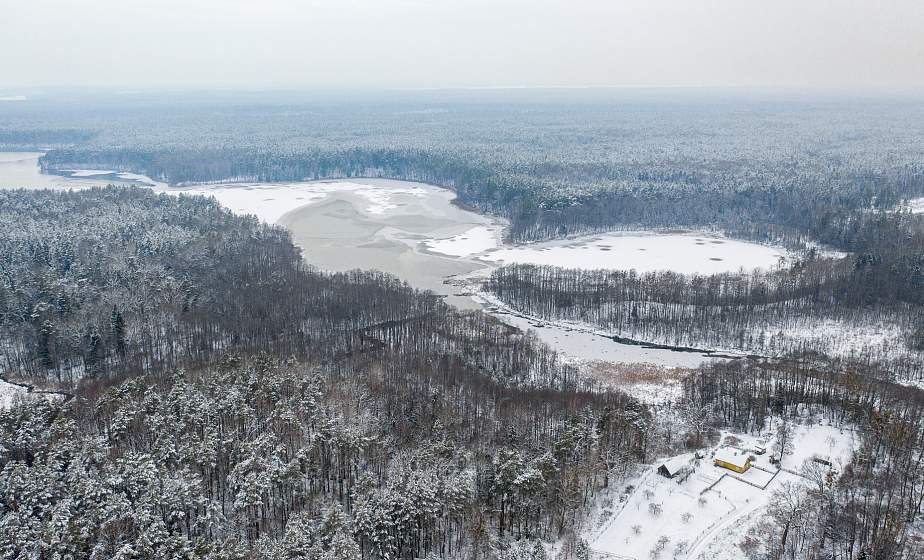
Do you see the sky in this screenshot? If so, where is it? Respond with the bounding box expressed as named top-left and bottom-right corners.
top-left (1, 0), bottom-right (923, 91)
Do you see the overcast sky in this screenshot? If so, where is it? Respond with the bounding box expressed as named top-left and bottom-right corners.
top-left (2, 0), bottom-right (923, 91)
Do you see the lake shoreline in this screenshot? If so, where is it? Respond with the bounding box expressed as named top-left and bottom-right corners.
top-left (3, 154), bottom-right (793, 367)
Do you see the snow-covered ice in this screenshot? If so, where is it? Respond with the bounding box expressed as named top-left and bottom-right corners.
top-left (0, 379), bottom-right (27, 408)
top-left (62, 169), bottom-right (117, 177)
top-left (474, 232), bottom-right (789, 274)
top-left (173, 181), bottom-right (429, 224)
top-left (424, 226), bottom-right (504, 257)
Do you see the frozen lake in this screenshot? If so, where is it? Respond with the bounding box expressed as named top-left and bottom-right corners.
top-left (0, 152), bottom-right (164, 190)
top-left (3, 153), bottom-right (792, 367)
top-left (472, 231), bottom-right (788, 275)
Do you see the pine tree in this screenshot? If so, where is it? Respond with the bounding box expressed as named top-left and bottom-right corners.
top-left (110, 305), bottom-right (127, 358)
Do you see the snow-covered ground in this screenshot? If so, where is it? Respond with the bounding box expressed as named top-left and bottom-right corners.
top-left (0, 379), bottom-right (28, 408)
top-left (902, 197), bottom-right (924, 214)
top-left (753, 316), bottom-right (909, 361)
top-left (0, 378), bottom-right (62, 409)
top-left (473, 232), bottom-right (790, 275)
top-left (592, 421), bottom-right (857, 559)
top-left (578, 361), bottom-right (688, 406)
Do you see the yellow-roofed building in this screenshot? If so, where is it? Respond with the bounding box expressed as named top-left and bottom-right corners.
top-left (714, 448), bottom-right (752, 473)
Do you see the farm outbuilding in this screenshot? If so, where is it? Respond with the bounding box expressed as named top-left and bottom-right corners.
top-left (658, 457), bottom-right (686, 478)
top-left (657, 454), bottom-right (695, 482)
top-left (714, 448), bottom-right (752, 473)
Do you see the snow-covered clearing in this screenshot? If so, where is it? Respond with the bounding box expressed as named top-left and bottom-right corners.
top-left (592, 421), bottom-right (857, 559)
top-left (474, 232), bottom-right (790, 274)
top-left (760, 316), bottom-right (908, 357)
top-left (0, 378), bottom-right (61, 409)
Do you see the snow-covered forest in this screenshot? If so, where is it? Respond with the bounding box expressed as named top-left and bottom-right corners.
top-left (1, 187), bottom-right (651, 558)
top-left (2, 91), bottom-right (924, 558)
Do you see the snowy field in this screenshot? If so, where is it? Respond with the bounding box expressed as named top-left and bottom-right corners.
top-left (592, 421), bottom-right (856, 559)
top-left (473, 232), bottom-right (790, 275)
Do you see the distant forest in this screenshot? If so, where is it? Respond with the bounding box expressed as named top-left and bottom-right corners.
top-left (1, 92), bottom-right (922, 245)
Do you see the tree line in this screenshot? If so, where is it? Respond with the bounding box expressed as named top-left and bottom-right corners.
top-left (483, 256), bottom-right (924, 382)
